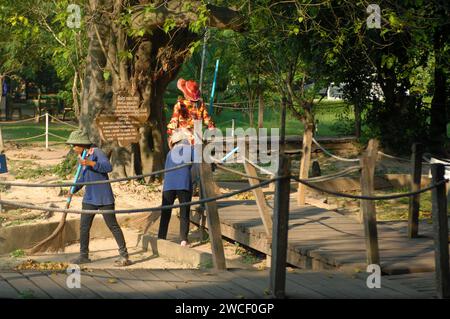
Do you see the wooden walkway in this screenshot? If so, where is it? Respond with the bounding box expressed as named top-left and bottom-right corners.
top-left (0, 269), bottom-right (436, 299)
top-left (212, 199), bottom-right (450, 275)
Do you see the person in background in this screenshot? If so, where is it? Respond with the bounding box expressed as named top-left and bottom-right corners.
top-left (66, 130), bottom-right (131, 266)
top-left (158, 129), bottom-right (193, 247)
top-left (166, 78), bottom-right (216, 145)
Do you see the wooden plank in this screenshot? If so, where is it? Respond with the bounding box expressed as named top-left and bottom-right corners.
top-left (359, 139), bottom-right (380, 265)
top-left (297, 124), bottom-right (313, 205)
top-left (127, 269), bottom-right (191, 299)
top-left (431, 163), bottom-right (450, 299)
top-left (77, 271), bottom-right (124, 299)
top-left (0, 272), bottom-right (50, 299)
top-left (92, 270), bottom-right (147, 299)
top-left (199, 162), bottom-right (226, 270)
top-left (270, 156), bottom-right (291, 298)
top-left (167, 270), bottom-right (236, 299)
top-left (45, 272), bottom-right (100, 299)
top-left (187, 270), bottom-right (258, 299)
top-left (217, 270), bottom-right (267, 298)
top-left (286, 272), bottom-right (350, 299)
top-left (0, 277), bottom-right (20, 299)
top-left (148, 269), bottom-right (217, 299)
top-left (408, 143), bottom-right (422, 238)
top-left (244, 159), bottom-right (273, 239)
top-left (21, 271), bottom-right (75, 299)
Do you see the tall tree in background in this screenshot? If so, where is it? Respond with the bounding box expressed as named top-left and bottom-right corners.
top-left (79, 0), bottom-right (244, 177)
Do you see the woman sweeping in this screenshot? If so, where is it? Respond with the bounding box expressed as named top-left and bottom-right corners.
top-left (66, 130), bottom-right (131, 266)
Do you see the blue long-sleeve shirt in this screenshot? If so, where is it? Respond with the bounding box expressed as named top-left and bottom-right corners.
top-left (73, 148), bottom-right (115, 206)
top-left (163, 141), bottom-right (193, 192)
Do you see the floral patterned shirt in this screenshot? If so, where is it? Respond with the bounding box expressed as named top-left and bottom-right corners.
top-left (167, 98), bottom-right (215, 138)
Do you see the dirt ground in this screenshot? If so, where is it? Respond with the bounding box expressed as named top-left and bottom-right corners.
top-left (0, 141), bottom-right (432, 271)
top-left (0, 142), bottom-right (267, 270)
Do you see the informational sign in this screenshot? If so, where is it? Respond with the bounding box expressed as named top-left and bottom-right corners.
top-left (96, 95), bottom-right (148, 147)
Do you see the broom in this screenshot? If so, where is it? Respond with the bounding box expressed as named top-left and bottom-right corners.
top-left (29, 149), bottom-right (87, 254)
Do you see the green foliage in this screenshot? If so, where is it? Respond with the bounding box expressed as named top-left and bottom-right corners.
top-left (10, 249), bottom-right (26, 258)
top-left (189, 4), bottom-right (209, 34)
top-left (53, 150), bottom-right (78, 179)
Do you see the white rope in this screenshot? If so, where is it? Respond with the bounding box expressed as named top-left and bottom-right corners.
top-left (0, 115), bottom-right (44, 125)
top-left (378, 151), bottom-right (430, 165)
top-left (213, 104), bottom-right (257, 110)
top-left (302, 165), bottom-right (360, 182)
top-left (5, 133), bottom-right (46, 142)
top-left (47, 132), bottom-right (68, 141)
top-left (244, 157), bottom-right (276, 176)
top-left (47, 114), bottom-right (78, 128)
top-left (312, 137), bottom-right (360, 162)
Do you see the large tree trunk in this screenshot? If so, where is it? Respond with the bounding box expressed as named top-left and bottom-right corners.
top-left (79, 0), bottom-right (244, 178)
top-left (429, 25), bottom-right (449, 156)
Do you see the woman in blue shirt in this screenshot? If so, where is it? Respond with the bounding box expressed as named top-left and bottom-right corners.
top-left (66, 130), bottom-right (131, 266)
top-left (158, 130), bottom-right (193, 247)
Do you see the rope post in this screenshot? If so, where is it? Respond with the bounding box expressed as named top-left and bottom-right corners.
top-left (270, 155), bottom-right (291, 299)
top-left (430, 163), bottom-right (450, 299)
top-left (359, 139), bottom-right (380, 266)
top-left (198, 161), bottom-right (226, 271)
top-left (297, 124), bottom-right (313, 206)
top-left (408, 143), bottom-right (423, 238)
top-left (231, 119), bottom-right (235, 137)
top-left (45, 112), bottom-right (49, 150)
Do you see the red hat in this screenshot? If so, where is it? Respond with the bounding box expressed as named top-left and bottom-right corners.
top-left (177, 78), bottom-right (200, 101)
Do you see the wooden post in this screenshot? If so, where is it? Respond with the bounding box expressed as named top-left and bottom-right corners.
top-left (270, 155), bottom-right (291, 299)
top-left (430, 164), bottom-right (450, 299)
top-left (244, 160), bottom-right (272, 236)
top-left (199, 162), bottom-right (226, 271)
top-left (297, 124), bottom-right (313, 206)
top-left (408, 143), bottom-right (423, 238)
top-left (359, 139), bottom-right (380, 266)
top-left (258, 91), bottom-right (264, 129)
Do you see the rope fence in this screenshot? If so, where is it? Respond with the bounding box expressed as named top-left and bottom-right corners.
top-left (0, 176), bottom-right (280, 215)
top-left (0, 112), bottom-right (77, 148)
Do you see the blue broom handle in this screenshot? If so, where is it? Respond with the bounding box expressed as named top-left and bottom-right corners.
top-left (67, 149), bottom-right (88, 203)
top-left (209, 59), bottom-right (220, 115)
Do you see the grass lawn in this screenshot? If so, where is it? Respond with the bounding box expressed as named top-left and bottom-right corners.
top-left (1, 99), bottom-right (353, 144)
top-left (0, 122), bottom-right (73, 143)
top-left (164, 99), bottom-right (353, 136)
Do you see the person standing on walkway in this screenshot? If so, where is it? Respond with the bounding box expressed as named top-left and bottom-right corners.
top-left (66, 130), bottom-right (131, 266)
top-left (167, 78), bottom-right (216, 144)
top-left (158, 130), bottom-right (194, 247)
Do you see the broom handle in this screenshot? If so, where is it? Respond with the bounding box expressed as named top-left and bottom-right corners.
top-left (66, 149), bottom-right (88, 208)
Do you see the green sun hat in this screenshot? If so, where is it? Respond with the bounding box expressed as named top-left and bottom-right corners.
top-left (66, 130), bottom-right (92, 146)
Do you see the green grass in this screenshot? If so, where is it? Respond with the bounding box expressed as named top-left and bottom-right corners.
top-left (1, 122), bottom-right (72, 143)
top-left (164, 99), bottom-right (353, 137)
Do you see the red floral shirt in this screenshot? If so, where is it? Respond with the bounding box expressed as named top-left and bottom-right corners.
top-left (167, 99), bottom-right (215, 137)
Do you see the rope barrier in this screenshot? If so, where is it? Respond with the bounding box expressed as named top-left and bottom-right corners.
top-left (292, 175), bottom-right (448, 200)
top-left (47, 114), bottom-right (78, 129)
top-left (0, 163), bottom-right (192, 188)
top-left (244, 158), bottom-right (276, 176)
top-left (0, 115), bottom-right (44, 125)
top-left (312, 137), bottom-right (360, 162)
top-left (47, 132), bottom-right (69, 141)
top-left (5, 133), bottom-right (46, 142)
top-left (214, 163), bottom-right (269, 181)
top-left (0, 177), bottom-right (281, 215)
top-left (302, 166), bottom-right (361, 182)
top-left (378, 151), bottom-right (430, 165)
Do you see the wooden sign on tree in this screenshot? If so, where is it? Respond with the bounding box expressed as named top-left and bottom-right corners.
top-left (96, 95), bottom-right (148, 147)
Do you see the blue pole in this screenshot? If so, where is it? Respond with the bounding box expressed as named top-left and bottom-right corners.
top-left (209, 59), bottom-right (220, 115)
top-left (67, 149), bottom-right (87, 204)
